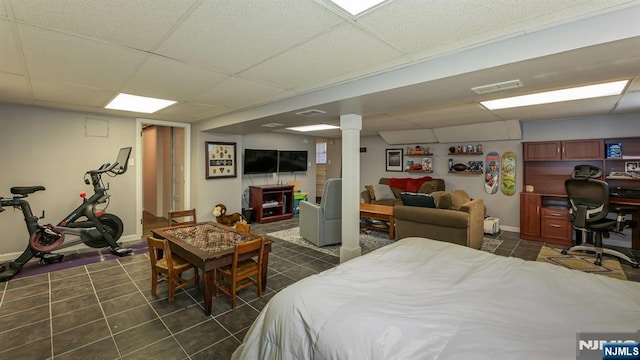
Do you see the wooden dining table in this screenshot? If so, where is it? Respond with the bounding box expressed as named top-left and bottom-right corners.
top-left (151, 221), bottom-right (272, 315)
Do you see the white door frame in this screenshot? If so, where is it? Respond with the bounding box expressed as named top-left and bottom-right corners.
top-left (135, 118), bottom-right (191, 238)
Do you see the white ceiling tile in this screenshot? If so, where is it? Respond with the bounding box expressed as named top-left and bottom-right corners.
top-left (613, 91), bottom-right (640, 113)
top-left (359, 0), bottom-right (635, 55)
top-left (156, 0), bottom-right (346, 74)
top-left (0, 72), bottom-right (31, 99)
top-left (122, 57), bottom-right (229, 102)
top-left (30, 80), bottom-right (114, 107)
top-left (362, 116), bottom-right (421, 132)
top-left (394, 103), bottom-right (502, 129)
top-left (9, 0), bottom-right (198, 50)
top-left (193, 77), bottom-right (287, 108)
top-left (240, 24), bottom-right (402, 89)
top-left (18, 24), bottom-right (147, 89)
top-left (154, 102), bottom-right (230, 122)
top-left (0, 2), bottom-right (7, 16)
top-left (0, 19), bottom-right (24, 74)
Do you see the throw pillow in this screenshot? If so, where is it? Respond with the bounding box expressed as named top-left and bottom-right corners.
top-left (450, 190), bottom-right (471, 210)
top-left (365, 185), bottom-right (376, 200)
top-left (400, 192), bottom-right (436, 208)
top-left (372, 184), bottom-right (396, 201)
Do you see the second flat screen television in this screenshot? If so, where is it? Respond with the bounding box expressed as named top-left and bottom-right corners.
top-left (278, 150), bottom-right (308, 173)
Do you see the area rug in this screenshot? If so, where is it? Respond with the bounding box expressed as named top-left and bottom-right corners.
top-left (266, 227), bottom-right (502, 257)
top-left (536, 246), bottom-right (627, 280)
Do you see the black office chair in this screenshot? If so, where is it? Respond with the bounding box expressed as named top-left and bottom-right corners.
top-left (563, 165), bottom-right (639, 268)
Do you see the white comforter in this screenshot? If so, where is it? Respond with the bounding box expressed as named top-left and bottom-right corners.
top-left (232, 237), bottom-right (640, 360)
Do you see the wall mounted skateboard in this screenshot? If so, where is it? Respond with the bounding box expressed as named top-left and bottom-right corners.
top-left (484, 151), bottom-right (500, 194)
top-left (501, 151), bottom-right (516, 196)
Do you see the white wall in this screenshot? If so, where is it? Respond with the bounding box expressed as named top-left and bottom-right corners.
top-left (0, 104), bottom-right (137, 255)
top-left (361, 113), bottom-right (640, 232)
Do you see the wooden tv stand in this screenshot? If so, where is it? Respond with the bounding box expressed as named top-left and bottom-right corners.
top-left (249, 185), bottom-right (294, 223)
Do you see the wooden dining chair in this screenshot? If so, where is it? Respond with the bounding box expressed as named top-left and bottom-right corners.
top-left (215, 237), bottom-right (265, 308)
top-left (168, 208), bottom-right (197, 227)
top-left (146, 236), bottom-right (199, 303)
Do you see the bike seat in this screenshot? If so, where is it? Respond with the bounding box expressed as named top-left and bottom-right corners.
top-left (11, 186), bottom-right (46, 195)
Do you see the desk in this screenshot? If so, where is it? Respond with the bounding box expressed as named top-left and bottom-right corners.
top-left (151, 222), bottom-right (272, 315)
top-left (610, 197), bottom-right (640, 250)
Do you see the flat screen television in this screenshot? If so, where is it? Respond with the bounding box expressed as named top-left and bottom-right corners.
top-left (243, 149), bottom-right (278, 174)
top-left (278, 150), bottom-right (308, 173)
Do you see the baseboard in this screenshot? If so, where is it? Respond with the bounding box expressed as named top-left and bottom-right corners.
top-left (500, 225), bottom-right (519, 233)
top-left (0, 234), bottom-right (143, 262)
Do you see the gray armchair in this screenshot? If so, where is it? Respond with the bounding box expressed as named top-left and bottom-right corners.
top-left (299, 178), bottom-right (342, 247)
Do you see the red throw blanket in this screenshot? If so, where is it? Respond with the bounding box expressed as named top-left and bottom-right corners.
top-left (387, 176), bottom-right (432, 192)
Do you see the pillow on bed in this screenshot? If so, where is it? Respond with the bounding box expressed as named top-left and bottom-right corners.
top-left (372, 184), bottom-right (396, 201)
top-left (400, 192), bottom-right (436, 208)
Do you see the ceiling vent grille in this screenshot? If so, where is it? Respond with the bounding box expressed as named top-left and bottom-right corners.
top-left (295, 109), bottom-right (326, 117)
top-left (471, 79), bottom-right (522, 94)
top-left (261, 122), bottom-right (284, 128)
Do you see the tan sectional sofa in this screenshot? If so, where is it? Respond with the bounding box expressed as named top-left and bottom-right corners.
top-left (393, 189), bottom-right (485, 249)
top-left (360, 177), bottom-right (445, 206)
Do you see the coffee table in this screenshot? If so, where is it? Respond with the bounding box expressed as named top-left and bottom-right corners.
top-left (359, 203), bottom-right (395, 239)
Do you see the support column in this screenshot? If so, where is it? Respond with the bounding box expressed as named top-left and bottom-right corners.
top-left (339, 114), bottom-right (362, 263)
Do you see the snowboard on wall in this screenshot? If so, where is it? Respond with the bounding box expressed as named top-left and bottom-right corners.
top-left (501, 151), bottom-right (516, 196)
top-left (484, 151), bottom-right (500, 194)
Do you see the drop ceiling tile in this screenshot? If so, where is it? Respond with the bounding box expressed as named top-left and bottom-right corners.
top-left (122, 57), bottom-right (229, 101)
top-left (18, 23), bottom-right (147, 89)
top-left (394, 103), bottom-right (501, 128)
top-left (192, 77), bottom-right (287, 108)
top-left (9, 0), bottom-right (198, 50)
top-left (359, 0), bottom-right (635, 55)
top-left (613, 91), bottom-right (640, 114)
top-left (362, 116), bottom-right (420, 132)
top-left (155, 102), bottom-right (230, 122)
top-left (156, 0), bottom-right (345, 74)
top-left (240, 24), bottom-right (402, 89)
top-left (0, 19), bottom-right (24, 74)
top-left (0, 2), bottom-right (6, 16)
top-left (30, 80), bottom-right (114, 107)
top-left (0, 72), bottom-right (31, 99)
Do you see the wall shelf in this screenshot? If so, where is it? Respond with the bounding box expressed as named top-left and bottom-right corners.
top-left (448, 152), bottom-right (483, 156)
top-left (405, 169), bottom-right (433, 174)
top-left (448, 170), bottom-right (483, 175)
top-left (404, 153), bottom-right (433, 157)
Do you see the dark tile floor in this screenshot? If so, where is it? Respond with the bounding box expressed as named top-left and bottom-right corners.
top-left (1, 214), bottom-right (638, 359)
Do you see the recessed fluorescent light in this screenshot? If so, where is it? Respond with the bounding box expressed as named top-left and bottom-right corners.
top-left (327, 0), bottom-right (387, 16)
top-left (105, 93), bottom-right (176, 113)
top-left (480, 80), bottom-right (628, 110)
top-left (287, 124), bottom-right (340, 132)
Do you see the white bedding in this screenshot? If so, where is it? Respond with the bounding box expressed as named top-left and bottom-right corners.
top-left (232, 237), bottom-right (640, 360)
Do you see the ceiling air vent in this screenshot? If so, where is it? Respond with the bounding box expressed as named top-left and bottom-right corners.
top-left (295, 109), bottom-right (326, 117)
top-left (261, 122), bottom-right (283, 128)
top-left (471, 79), bottom-right (522, 94)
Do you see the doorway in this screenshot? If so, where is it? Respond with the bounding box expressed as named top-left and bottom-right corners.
top-left (136, 119), bottom-right (191, 238)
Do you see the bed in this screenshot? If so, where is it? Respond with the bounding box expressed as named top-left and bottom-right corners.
top-left (232, 237), bottom-right (640, 360)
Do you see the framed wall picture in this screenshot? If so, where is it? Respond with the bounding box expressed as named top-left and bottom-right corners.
top-left (385, 148), bottom-right (403, 172)
top-left (206, 141), bottom-right (237, 179)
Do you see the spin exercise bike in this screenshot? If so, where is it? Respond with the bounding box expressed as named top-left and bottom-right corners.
top-left (0, 147), bottom-right (133, 282)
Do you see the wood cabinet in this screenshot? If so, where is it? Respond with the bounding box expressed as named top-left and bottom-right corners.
top-left (524, 139), bottom-right (603, 161)
top-left (541, 207), bottom-right (572, 245)
top-left (520, 193), bottom-right (572, 245)
top-left (249, 185), bottom-right (294, 223)
top-left (520, 193), bottom-right (541, 239)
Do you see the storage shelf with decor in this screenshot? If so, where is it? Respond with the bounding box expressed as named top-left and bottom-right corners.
top-left (447, 144), bottom-right (483, 155)
top-left (448, 170), bottom-right (483, 175)
top-left (406, 169), bottom-right (433, 174)
top-left (404, 145), bottom-right (432, 156)
top-left (405, 156), bottom-right (433, 173)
